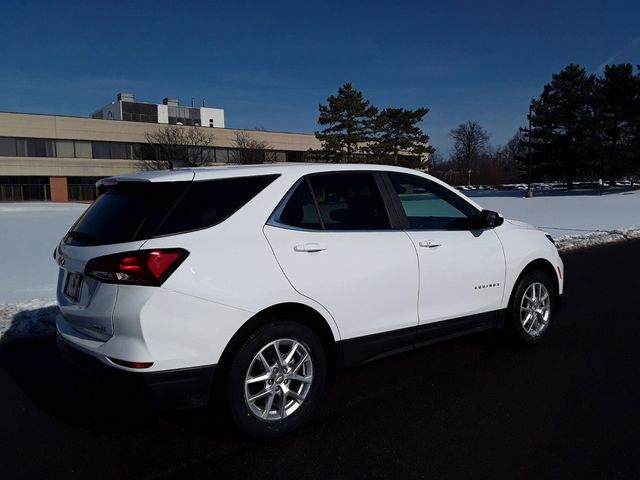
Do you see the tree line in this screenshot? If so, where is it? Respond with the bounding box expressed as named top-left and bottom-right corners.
top-left (138, 64), bottom-right (640, 189)
top-left (523, 63), bottom-right (640, 188)
top-left (432, 63), bottom-right (640, 187)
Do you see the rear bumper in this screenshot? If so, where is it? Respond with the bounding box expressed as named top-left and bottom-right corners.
top-left (57, 333), bottom-right (216, 410)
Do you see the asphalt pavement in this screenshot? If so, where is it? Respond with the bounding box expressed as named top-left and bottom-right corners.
top-left (1, 240), bottom-right (639, 479)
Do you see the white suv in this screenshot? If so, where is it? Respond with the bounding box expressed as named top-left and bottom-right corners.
top-left (55, 164), bottom-right (564, 438)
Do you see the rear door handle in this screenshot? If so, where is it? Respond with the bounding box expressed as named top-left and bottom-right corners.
top-left (419, 240), bottom-right (442, 248)
top-left (294, 243), bottom-right (327, 253)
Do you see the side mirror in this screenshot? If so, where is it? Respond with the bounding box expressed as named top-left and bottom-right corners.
top-left (480, 209), bottom-right (504, 228)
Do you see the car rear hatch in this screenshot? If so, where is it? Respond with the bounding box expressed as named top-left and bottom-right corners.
top-left (56, 171), bottom-right (195, 341)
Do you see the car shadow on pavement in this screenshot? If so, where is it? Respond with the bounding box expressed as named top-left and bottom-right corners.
top-left (0, 305), bottom-right (517, 442)
top-left (0, 306), bottom-right (239, 437)
top-left (0, 338), bottom-right (154, 432)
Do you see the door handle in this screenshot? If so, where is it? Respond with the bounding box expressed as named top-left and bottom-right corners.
top-left (294, 243), bottom-right (327, 253)
top-left (419, 240), bottom-right (442, 248)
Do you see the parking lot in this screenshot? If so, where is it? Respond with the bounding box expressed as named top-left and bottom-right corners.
top-left (0, 240), bottom-right (638, 479)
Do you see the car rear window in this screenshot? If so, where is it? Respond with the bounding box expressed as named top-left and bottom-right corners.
top-left (65, 174), bottom-right (279, 246)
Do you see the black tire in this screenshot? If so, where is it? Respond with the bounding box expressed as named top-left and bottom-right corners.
top-left (222, 320), bottom-right (326, 439)
top-left (506, 271), bottom-right (557, 345)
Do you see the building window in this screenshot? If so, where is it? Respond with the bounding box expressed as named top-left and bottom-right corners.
top-left (74, 141), bottom-right (93, 158)
top-left (0, 137), bottom-right (17, 156)
top-left (56, 140), bottom-right (75, 158)
top-left (0, 176), bottom-right (50, 201)
top-left (215, 148), bottom-right (229, 163)
top-left (121, 102), bottom-right (159, 123)
top-left (68, 176), bottom-right (104, 201)
top-left (109, 142), bottom-right (128, 159)
top-left (202, 147), bottom-right (215, 164)
top-left (92, 141), bottom-right (111, 159)
top-left (16, 138), bottom-right (55, 157)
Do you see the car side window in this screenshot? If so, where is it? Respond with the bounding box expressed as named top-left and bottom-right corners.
top-left (308, 172), bottom-right (390, 230)
top-left (278, 180), bottom-right (323, 230)
top-left (274, 172), bottom-right (391, 231)
top-left (387, 172), bottom-right (479, 230)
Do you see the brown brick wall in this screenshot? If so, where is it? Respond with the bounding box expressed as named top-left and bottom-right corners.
top-left (50, 176), bottom-right (68, 202)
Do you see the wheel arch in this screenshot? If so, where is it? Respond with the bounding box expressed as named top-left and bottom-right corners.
top-left (501, 258), bottom-right (559, 328)
top-left (509, 258), bottom-right (559, 304)
top-left (215, 302), bottom-right (339, 382)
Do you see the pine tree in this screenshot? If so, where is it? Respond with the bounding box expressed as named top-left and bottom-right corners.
top-left (315, 83), bottom-right (378, 162)
top-left (595, 64), bottom-right (639, 185)
top-left (529, 64), bottom-right (596, 188)
top-left (371, 107), bottom-right (433, 168)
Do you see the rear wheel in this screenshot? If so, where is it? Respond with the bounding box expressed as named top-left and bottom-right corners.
top-left (223, 320), bottom-right (326, 439)
top-left (506, 271), bottom-right (556, 344)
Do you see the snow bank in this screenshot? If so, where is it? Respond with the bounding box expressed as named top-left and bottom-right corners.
top-left (555, 225), bottom-right (640, 252)
top-left (0, 299), bottom-right (57, 345)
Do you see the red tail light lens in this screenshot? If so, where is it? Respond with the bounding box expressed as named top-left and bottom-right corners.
top-left (85, 249), bottom-right (189, 286)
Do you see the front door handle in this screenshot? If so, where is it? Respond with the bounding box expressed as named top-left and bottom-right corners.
top-left (294, 243), bottom-right (327, 253)
top-left (419, 240), bottom-right (442, 248)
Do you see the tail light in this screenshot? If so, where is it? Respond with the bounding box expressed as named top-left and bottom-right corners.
top-left (85, 249), bottom-right (189, 286)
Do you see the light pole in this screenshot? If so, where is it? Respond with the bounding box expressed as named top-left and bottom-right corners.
top-left (518, 101), bottom-right (535, 198)
top-left (526, 102), bottom-right (533, 198)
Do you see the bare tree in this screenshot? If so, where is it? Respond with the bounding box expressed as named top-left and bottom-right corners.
top-left (449, 121), bottom-right (490, 173)
top-left (231, 131), bottom-right (273, 164)
top-left (428, 147), bottom-right (444, 169)
top-left (139, 125), bottom-right (215, 170)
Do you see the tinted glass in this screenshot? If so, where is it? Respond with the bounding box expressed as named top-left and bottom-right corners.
top-left (74, 141), bottom-right (93, 158)
top-left (56, 140), bottom-right (75, 158)
top-left (122, 102), bottom-right (158, 123)
top-left (66, 175), bottom-right (278, 245)
top-left (66, 182), bottom-right (189, 246)
top-left (308, 173), bottom-right (390, 230)
top-left (388, 172), bottom-right (478, 230)
top-left (0, 137), bottom-right (17, 156)
top-left (16, 138), bottom-right (55, 157)
top-left (154, 175), bottom-right (279, 236)
top-left (276, 180), bottom-right (322, 229)
top-left (110, 142), bottom-right (128, 159)
top-left (215, 148), bottom-right (229, 162)
top-left (92, 141), bottom-right (111, 159)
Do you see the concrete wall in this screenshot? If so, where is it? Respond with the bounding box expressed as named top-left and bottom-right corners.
top-left (0, 112), bottom-right (321, 178)
top-left (200, 107), bottom-right (225, 128)
top-left (157, 104), bottom-right (169, 124)
top-left (0, 112), bottom-right (319, 149)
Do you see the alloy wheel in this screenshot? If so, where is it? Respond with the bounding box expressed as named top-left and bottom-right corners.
top-left (244, 338), bottom-right (313, 421)
top-left (520, 282), bottom-right (551, 337)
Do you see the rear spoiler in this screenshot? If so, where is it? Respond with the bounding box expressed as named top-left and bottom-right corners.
top-left (96, 171), bottom-right (196, 195)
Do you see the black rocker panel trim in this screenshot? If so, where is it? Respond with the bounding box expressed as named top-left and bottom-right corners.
top-left (337, 310), bottom-right (503, 369)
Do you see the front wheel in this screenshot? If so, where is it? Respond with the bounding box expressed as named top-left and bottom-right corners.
top-left (223, 320), bottom-right (326, 439)
top-left (506, 271), bottom-right (556, 344)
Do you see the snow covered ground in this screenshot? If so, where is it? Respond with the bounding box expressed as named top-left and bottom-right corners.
top-left (468, 189), bottom-right (640, 238)
top-left (0, 190), bottom-right (639, 344)
top-left (0, 202), bottom-right (87, 303)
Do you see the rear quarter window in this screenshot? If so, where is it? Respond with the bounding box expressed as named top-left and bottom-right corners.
top-left (154, 174), bottom-right (279, 236)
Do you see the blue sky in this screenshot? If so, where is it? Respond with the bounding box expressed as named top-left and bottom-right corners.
top-left (1, 0), bottom-right (639, 153)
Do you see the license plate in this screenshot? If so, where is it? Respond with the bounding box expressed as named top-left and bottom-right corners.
top-left (64, 273), bottom-right (83, 301)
